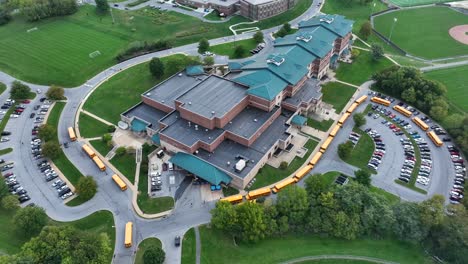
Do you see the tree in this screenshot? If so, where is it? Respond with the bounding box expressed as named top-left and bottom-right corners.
top-left (337, 141), bottom-right (353, 160)
top-left (233, 45), bottom-right (245, 59)
top-left (275, 27), bottom-right (288, 38)
top-left (14, 206), bottom-right (48, 237)
top-left (354, 169), bottom-right (371, 187)
top-left (149, 57), bottom-right (165, 79)
top-left (38, 124), bottom-right (57, 142)
top-left (203, 56), bottom-right (214, 66)
top-left (0, 5), bottom-right (12, 26)
top-left (276, 185), bottom-right (309, 229)
top-left (10, 81), bottom-right (31, 99)
top-left (236, 202), bottom-right (267, 242)
top-left (107, 125), bottom-right (116, 133)
top-left (211, 201), bottom-right (239, 237)
top-left (353, 113), bottom-right (366, 127)
top-left (419, 195), bottom-right (445, 228)
top-left (282, 23), bottom-right (291, 33)
top-left (2, 194), bottom-right (20, 210)
top-left (42, 141), bottom-right (61, 160)
top-left (0, 178), bottom-right (9, 201)
top-left (198, 38), bottom-right (210, 54)
top-left (401, 86), bottom-right (416, 103)
top-left (102, 133), bottom-right (112, 143)
top-left (279, 161), bottom-right (288, 170)
top-left (115, 146), bottom-right (127, 156)
top-left (253, 31), bottom-right (264, 44)
top-left (429, 98), bottom-right (448, 121)
top-left (351, 48), bottom-right (360, 59)
top-left (370, 44), bottom-right (384, 61)
top-left (14, 0), bottom-right (78, 21)
top-left (392, 202), bottom-right (427, 243)
top-left (46, 85), bottom-right (65, 100)
top-left (95, 0), bottom-right (109, 14)
top-left (76, 176), bottom-right (97, 201)
top-left (304, 173), bottom-right (330, 202)
top-left (359, 21), bottom-right (372, 40)
top-left (143, 246), bottom-right (165, 264)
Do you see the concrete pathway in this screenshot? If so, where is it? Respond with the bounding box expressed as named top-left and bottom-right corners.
top-left (80, 109), bottom-right (114, 126)
top-left (194, 226), bottom-right (201, 264)
top-left (281, 255), bottom-right (399, 264)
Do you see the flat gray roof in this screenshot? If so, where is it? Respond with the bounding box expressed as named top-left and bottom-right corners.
top-left (123, 103), bottom-right (167, 129)
top-left (191, 0), bottom-right (239, 7)
top-left (224, 106), bottom-right (279, 139)
top-left (196, 113), bottom-right (290, 179)
top-left (160, 115), bottom-right (225, 147)
top-left (283, 78), bottom-right (322, 108)
top-left (177, 75), bottom-right (247, 119)
top-left (143, 72), bottom-right (208, 110)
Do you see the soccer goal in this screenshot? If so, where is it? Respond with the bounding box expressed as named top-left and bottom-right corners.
top-left (26, 27), bottom-right (38, 33)
top-left (89, 50), bottom-right (102, 59)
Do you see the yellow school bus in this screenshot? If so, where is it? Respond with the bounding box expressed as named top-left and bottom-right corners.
top-left (272, 178), bottom-right (297, 193)
top-left (338, 113), bottom-right (350, 126)
top-left (329, 125), bottom-right (340, 138)
top-left (293, 165), bottom-right (313, 181)
top-left (112, 174), bottom-right (127, 191)
top-left (320, 136), bottom-right (334, 153)
top-left (68, 127), bottom-right (76, 141)
top-left (82, 144), bottom-right (96, 158)
top-left (371, 97), bottom-right (391, 106)
top-left (309, 152), bottom-right (323, 166)
top-left (427, 131), bottom-right (443, 147)
top-left (393, 105), bottom-right (412, 117)
top-left (346, 102), bottom-right (359, 114)
top-left (92, 156), bottom-right (106, 171)
top-left (124, 222), bottom-right (133, 248)
top-left (246, 188), bottom-right (271, 200)
top-left (220, 194), bottom-right (244, 204)
top-left (355, 95), bottom-right (368, 105)
top-left (412, 117), bottom-right (429, 131)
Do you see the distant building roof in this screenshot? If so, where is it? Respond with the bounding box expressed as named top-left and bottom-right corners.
top-left (228, 60), bottom-right (256, 71)
top-left (170, 152), bottom-right (232, 185)
top-left (291, 115), bottom-right (307, 126)
top-left (298, 14), bottom-right (354, 37)
top-left (233, 69), bottom-right (288, 101)
top-left (274, 26), bottom-right (336, 58)
top-left (186, 65), bottom-right (205, 76)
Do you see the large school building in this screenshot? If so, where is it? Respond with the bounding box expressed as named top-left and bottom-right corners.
top-left (121, 14), bottom-right (353, 189)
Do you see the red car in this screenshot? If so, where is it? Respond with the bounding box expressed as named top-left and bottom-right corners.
top-left (389, 124), bottom-right (396, 129)
top-left (32, 131), bottom-right (38, 135)
top-left (15, 108), bottom-right (24, 112)
top-left (3, 172), bottom-right (13, 178)
top-left (389, 114), bottom-right (396, 118)
top-left (22, 99), bottom-right (30, 104)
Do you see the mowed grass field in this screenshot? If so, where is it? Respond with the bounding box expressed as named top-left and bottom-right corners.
top-left (388, 0), bottom-right (457, 7)
top-left (425, 65), bottom-right (468, 113)
top-left (374, 7), bottom-right (468, 59)
top-left (0, 5), bottom-right (242, 87)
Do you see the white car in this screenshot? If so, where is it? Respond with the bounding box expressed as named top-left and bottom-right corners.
top-left (10, 114), bottom-right (19, 118)
top-left (52, 179), bottom-right (63, 187)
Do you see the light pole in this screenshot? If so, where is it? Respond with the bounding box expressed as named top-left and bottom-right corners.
top-left (388, 17), bottom-right (398, 44)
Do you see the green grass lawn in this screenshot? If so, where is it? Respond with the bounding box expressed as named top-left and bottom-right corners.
top-left (335, 51), bottom-right (393, 86)
top-left (322, 0), bottom-right (387, 32)
top-left (341, 127), bottom-right (375, 173)
top-left (182, 228), bottom-right (196, 264)
top-left (321, 82), bottom-right (357, 112)
top-left (110, 153), bottom-right (136, 183)
top-left (0, 207), bottom-right (115, 260)
top-left (425, 65), bottom-right (468, 113)
top-left (249, 139), bottom-right (318, 190)
top-left (320, 171), bottom-right (341, 186)
top-left (210, 38), bottom-right (258, 59)
top-left (374, 7), bottom-right (468, 59)
top-left (388, 0), bottom-right (456, 7)
top-left (0, 147), bottom-right (13, 156)
top-left (83, 54), bottom-right (190, 124)
top-left (204, 10), bottom-right (225, 21)
top-left (306, 118), bottom-right (334, 132)
top-left (0, 82), bottom-right (6, 95)
top-left (222, 186), bottom-right (240, 197)
top-left (90, 139), bottom-right (113, 157)
top-left (298, 260), bottom-right (377, 263)
top-left (78, 112), bottom-right (112, 138)
top-left (46, 102), bottom-right (84, 185)
top-left (135, 237), bottom-right (162, 264)
top-left (199, 226), bottom-right (431, 264)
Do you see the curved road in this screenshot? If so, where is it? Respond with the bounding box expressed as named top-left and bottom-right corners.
top-left (0, 1), bottom-right (323, 263)
top-left (280, 255), bottom-right (399, 264)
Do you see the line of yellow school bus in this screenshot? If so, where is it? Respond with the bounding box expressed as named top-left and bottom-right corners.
top-left (220, 95), bottom-right (369, 204)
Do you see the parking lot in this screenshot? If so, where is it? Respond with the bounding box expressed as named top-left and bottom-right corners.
top-left (312, 89), bottom-right (463, 203)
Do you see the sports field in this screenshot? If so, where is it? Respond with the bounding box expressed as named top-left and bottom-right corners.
top-left (425, 65), bottom-right (468, 113)
top-left (373, 7), bottom-right (468, 59)
top-left (388, 0), bottom-right (458, 7)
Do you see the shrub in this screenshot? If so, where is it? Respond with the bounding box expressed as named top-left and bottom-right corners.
top-left (279, 161), bottom-right (288, 170)
top-left (115, 146), bottom-right (127, 156)
top-left (116, 41), bottom-right (172, 62)
top-left (107, 125), bottom-right (116, 133)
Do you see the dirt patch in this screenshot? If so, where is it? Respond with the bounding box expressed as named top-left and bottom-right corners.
top-left (449, 25), bottom-right (468, 45)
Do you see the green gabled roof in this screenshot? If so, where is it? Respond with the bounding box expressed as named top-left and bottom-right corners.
top-left (274, 27), bottom-right (336, 58)
top-left (185, 65), bottom-right (204, 76)
top-left (298, 14), bottom-right (354, 37)
top-left (291, 115), bottom-right (307, 126)
top-left (233, 69), bottom-right (288, 101)
top-left (170, 152), bottom-right (232, 185)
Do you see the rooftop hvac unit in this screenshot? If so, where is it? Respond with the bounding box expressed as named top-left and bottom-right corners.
top-left (227, 161), bottom-right (230, 166)
top-left (188, 102), bottom-right (192, 105)
top-left (235, 159), bottom-right (246, 172)
top-left (195, 125), bottom-right (199, 130)
top-left (211, 111), bottom-right (215, 115)
top-left (205, 129), bottom-right (208, 132)
top-left (253, 119), bottom-right (258, 122)
top-left (188, 121), bottom-right (191, 127)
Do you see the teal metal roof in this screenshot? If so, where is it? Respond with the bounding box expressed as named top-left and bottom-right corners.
top-left (186, 65), bottom-right (204, 76)
top-left (131, 118), bottom-right (148, 132)
top-left (170, 152), bottom-right (232, 185)
top-left (152, 133), bottom-right (160, 145)
top-left (298, 14), bottom-right (354, 37)
top-left (291, 115), bottom-right (307, 126)
top-left (228, 62), bottom-right (243, 71)
top-left (233, 69), bottom-right (288, 101)
top-left (274, 27), bottom-right (336, 58)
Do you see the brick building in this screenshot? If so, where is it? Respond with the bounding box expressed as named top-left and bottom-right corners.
top-left (121, 14), bottom-right (353, 189)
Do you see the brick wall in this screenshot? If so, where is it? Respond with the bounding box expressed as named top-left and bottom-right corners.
top-left (142, 97), bottom-right (174, 113)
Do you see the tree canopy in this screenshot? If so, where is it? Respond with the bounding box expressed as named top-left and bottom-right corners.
top-left (338, 141), bottom-right (354, 160)
top-left (76, 176), bottom-right (98, 201)
top-left (143, 246), bottom-right (165, 264)
top-left (95, 0), bottom-right (109, 14)
top-left (10, 81), bottom-right (31, 99)
top-left (14, 206), bottom-right (48, 238)
top-left (198, 39), bottom-right (210, 54)
top-left (253, 31), bottom-right (264, 44)
top-left (11, 0), bottom-right (78, 21)
top-left (38, 124), bottom-right (57, 142)
top-left (149, 57), bottom-right (165, 79)
top-left (353, 113), bottom-right (366, 127)
top-left (46, 85), bottom-right (65, 100)
top-left (41, 141), bottom-right (61, 160)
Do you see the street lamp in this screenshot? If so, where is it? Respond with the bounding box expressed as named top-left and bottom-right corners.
top-left (388, 17), bottom-right (398, 44)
